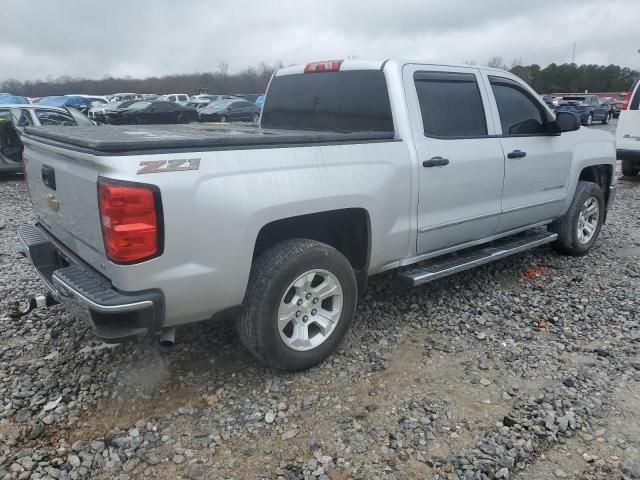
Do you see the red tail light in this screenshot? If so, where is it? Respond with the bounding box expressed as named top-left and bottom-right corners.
top-left (98, 179), bottom-right (162, 264)
top-left (304, 60), bottom-right (343, 74)
top-left (622, 90), bottom-right (632, 110)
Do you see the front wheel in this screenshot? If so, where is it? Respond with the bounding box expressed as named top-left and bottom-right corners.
top-left (177, 115), bottom-right (188, 124)
top-left (601, 113), bottom-right (609, 125)
top-left (220, 115), bottom-right (228, 123)
top-left (252, 113), bottom-right (260, 123)
top-left (549, 181), bottom-right (605, 256)
top-left (236, 239), bottom-right (357, 371)
top-left (584, 113), bottom-right (593, 126)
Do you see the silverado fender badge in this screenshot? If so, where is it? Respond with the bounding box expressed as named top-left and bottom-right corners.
top-left (137, 158), bottom-right (201, 175)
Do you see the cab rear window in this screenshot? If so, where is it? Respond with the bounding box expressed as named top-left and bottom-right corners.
top-left (261, 70), bottom-right (394, 132)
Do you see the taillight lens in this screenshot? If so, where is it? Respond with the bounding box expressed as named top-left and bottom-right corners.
top-left (98, 180), bottom-right (161, 264)
top-left (304, 60), bottom-right (343, 73)
top-left (622, 91), bottom-right (632, 109)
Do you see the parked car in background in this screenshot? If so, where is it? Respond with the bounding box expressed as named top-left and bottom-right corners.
top-left (192, 94), bottom-right (236, 103)
top-left (609, 100), bottom-right (623, 118)
top-left (616, 79), bottom-right (640, 176)
top-left (141, 94), bottom-right (160, 101)
top-left (619, 80), bottom-right (639, 111)
top-left (0, 103), bottom-right (93, 173)
top-left (67, 94), bottom-right (110, 105)
top-left (114, 100), bottom-right (198, 125)
top-left (109, 93), bottom-right (142, 102)
top-left (198, 99), bottom-right (261, 123)
top-left (541, 95), bottom-right (554, 108)
top-left (0, 95), bottom-right (29, 105)
top-left (555, 95), bottom-right (610, 125)
top-left (88, 100), bottom-right (139, 123)
top-left (163, 94), bottom-right (190, 105)
top-left (38, 96), bottom-right (100, 115)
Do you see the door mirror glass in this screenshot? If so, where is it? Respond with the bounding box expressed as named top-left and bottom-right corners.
top-left (554, 112), bottom-right (581, 132)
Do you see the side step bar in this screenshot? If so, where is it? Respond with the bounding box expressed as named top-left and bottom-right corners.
top-left (398, 231), bottom-right (557, 287)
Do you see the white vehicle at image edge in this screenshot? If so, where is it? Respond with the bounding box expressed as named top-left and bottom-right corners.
top-left (18, 59), bottom-right (617, 371)
top-left (616, 78), bottom-right (640, 176)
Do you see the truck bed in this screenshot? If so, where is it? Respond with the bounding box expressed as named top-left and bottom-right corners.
top-left (22, 124), bottom-right (395, 155)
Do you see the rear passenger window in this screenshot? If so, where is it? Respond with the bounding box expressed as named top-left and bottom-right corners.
top-left (413, 72), bottom-right (487, 138)
top-left (490, 77), bottom-right (546, 135)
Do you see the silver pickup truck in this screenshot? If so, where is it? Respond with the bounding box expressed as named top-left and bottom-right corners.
top-left (18, 59), bottom-right (617, 371)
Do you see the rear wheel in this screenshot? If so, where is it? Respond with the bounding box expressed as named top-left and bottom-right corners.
top-left (549, 181), bottom-right (604, 256)
top-left (220, 115), bottom-right (228, 123)
top-left (236, 239), bottom-right (357, 371)
top-left (622, 159), bottom-right (637, 176)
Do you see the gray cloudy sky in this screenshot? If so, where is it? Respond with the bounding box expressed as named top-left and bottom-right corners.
top-left (2, 0), bottom-right (640, 81)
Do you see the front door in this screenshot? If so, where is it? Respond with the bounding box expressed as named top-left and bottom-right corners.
top-left (403, 65), bottom-right (505, 254)
top-left (482, 74), bottom-right (573, 232)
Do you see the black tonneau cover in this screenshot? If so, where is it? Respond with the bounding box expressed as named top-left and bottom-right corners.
top-left (22, 124), bottom-right (395, 154)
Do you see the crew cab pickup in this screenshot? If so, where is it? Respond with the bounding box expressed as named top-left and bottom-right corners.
top-left (18, 59), bottom-right (617, 371)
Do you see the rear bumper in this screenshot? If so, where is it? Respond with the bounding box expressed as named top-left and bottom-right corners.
top-left (18, 224), bottom-right (164, 343)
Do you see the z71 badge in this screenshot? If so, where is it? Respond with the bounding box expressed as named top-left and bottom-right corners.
top-left (137, 158), bottom-right (201, 175)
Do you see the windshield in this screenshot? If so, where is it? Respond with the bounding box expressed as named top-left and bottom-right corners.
top-left (560, 96), bottom-right (586, 104)
top-left (127, 101), bottom-right (151, 110)
top-left (203, 100), bottom-right (234, 112)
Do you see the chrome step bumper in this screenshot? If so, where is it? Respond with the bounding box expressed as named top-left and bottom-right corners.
top-left (398, 231), bottom-right (557, 287)
top-left (18, 224), bottom-right (163, 343)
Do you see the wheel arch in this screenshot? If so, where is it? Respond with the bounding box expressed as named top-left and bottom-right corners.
top-left (578, 164), bottom-right (613, 207)
top-left (252, 208), bottom-right (372, 294)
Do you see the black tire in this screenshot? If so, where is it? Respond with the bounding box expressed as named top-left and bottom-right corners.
top-left (549, 181), bottom-right (605, 256)
top-left (236, 239), bottom-right (357, 371)
top-left (584, 113), bottom-right (593, 126)
top-left (177, 114), bottom-right (188, 124)
top-left (252, 113), bottom-right (260, 123)
top-left (220, 115), bottom-right (228, 123)
top-left (601, 113), bottom-right (609, 125)
top-left (622, 159), bottom-right (637, 176)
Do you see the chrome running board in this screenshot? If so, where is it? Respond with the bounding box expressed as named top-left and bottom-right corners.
top-left (398, 231), bottom-right (557, 287)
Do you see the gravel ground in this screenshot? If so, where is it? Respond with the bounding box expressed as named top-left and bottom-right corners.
top-left (1, 120), bottom-right (639, 480)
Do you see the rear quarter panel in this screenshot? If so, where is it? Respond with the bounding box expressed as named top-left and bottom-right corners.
top-left (102, 140), bottom-right (413, 326)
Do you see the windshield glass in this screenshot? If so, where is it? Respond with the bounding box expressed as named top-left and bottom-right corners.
top-left (127, 101), bottom-right (151, 110)
top-left (204, 100), bottom-right (234, 111)
top-left (560, 96), bottom-right (586, 103)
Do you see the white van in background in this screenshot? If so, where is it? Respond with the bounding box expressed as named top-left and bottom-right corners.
top-left (616, 79), bottom-right (640, 176)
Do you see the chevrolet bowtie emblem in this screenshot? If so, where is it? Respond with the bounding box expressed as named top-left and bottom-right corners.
top-left (47, 194), bottom-right (60, 212)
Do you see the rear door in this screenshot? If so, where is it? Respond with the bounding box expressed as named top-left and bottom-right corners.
top-left (403, 65), bottom-right (505, 254)
top-left (617, 81), bottom-right (640, 152)
top-left (483, 74), bottom-right (572, 232)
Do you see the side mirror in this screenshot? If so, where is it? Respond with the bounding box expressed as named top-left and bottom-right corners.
top-left (553, 112), bottom-right (581, 133)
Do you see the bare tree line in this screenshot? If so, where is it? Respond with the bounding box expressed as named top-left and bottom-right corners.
top-left (2, 58), bottom-right (638, 98)
top-left (1, 61), bottom-right (284, 97)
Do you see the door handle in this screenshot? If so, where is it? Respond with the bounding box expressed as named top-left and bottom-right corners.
top-left (507, 150), bottom-right (527, 159)
top-left (423, 156), bottom-right (450, 167)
